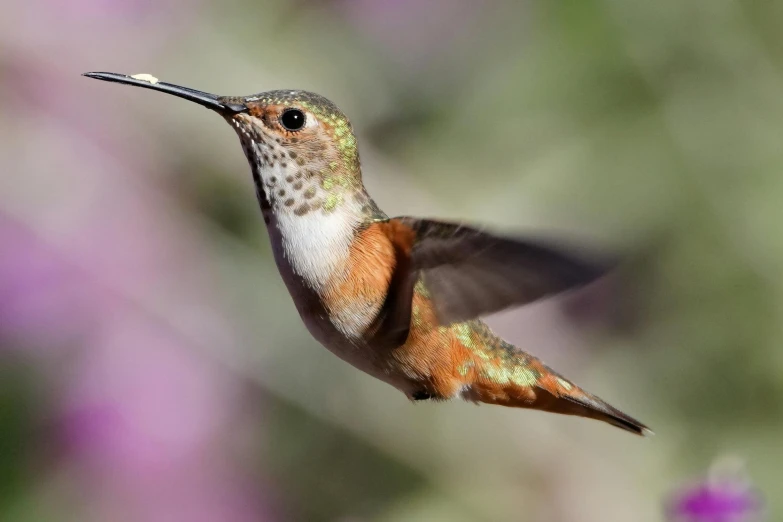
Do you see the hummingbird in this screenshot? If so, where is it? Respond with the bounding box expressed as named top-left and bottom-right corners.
top-left (84, 72), bottom-right (652, 436)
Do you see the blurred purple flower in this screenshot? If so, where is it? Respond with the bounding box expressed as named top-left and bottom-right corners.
top-left (667, 459), bottom-right (764, 522)
top-left (13, 0), bottom-right (196, 22)
top-left (0, 217), bottom-right (103, 350)
top-left (3, 0), bottom-right (199, 55)
top-left (0, 211), bottom-right (274, 520)
top-left (0, 60), bottom-right (275, 520)
top-left (669, 484), bottom-right (761, 521)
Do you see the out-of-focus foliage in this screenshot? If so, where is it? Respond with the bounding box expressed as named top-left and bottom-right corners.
top-left (1, 0), bottom-right (781, 520)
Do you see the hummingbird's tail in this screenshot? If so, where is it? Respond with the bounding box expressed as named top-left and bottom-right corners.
top-left (525, 384), bottom-right (653, 436)
top-left (463, 356), bottom-right (652, 436)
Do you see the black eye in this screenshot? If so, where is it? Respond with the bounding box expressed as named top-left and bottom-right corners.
top-left (280, 109), bottom-right (306, 131)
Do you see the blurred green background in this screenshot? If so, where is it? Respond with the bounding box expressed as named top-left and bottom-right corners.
top-left (1, 0), bottom-right (781, 520)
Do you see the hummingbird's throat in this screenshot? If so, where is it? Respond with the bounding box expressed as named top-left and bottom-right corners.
top-left (229, 114), bottom-right (382, 220)
top-left (229, 114), bottom-right (388, 295)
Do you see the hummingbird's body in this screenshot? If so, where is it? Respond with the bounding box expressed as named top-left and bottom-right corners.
top-left (85, 73), bottom-right (652, 436)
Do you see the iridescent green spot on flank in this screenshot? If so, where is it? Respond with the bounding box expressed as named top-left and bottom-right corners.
top-left (473, 349), bottom-right (494, 361)
top-left (458, 320), bottom-right (543, 388)
top-left (478, 363), bottom-right (538, 389)
top-left (413, 279), bottom-right (431, 298)
top-left (452, 323), bottom-right (474, 348)
top-left (512, 366), bottom-right (539, 388)
top-left (411, 304), bottom-right (423, 327)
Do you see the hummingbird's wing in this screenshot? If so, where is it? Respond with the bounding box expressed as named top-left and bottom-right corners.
top-left (370, 217), bottom-right (611, 345)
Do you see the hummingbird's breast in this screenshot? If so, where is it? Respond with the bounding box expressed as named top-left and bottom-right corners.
top-left (262, 217), bottom-right (451, 393)
top-left (266, 215), bottom-right (558, 401)
top-left (263, 213), bottom-right (427, 391)
top-left (267, 211), bottom-right (386, 326)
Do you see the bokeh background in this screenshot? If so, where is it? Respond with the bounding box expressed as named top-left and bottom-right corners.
top-left (1, 1), bottom-right (781, 520)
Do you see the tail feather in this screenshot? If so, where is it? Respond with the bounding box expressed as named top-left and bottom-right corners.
top-left (467, 372), bottom-right (653, 436)
top-left (554, 390), bottom-right (653, 436)
top-left (454, 322), bottom-right (651, 436)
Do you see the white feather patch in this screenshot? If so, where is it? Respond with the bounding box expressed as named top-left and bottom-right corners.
top-left (275, 201), bottom-right (361, 290)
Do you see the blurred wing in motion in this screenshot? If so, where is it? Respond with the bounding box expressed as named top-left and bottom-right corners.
top-left (370, 217), bottom-right (612, 345)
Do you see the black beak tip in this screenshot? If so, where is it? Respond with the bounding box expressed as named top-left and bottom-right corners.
top-left (82, 71), bottom-right (130, 81)
top-left (83, 72), bottom-right (113, 82)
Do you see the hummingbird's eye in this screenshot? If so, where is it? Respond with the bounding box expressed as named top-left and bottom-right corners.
top-left (280, 109), bottom-right (306, 131)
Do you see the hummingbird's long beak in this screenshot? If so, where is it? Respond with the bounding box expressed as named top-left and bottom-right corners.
top-left (82, 72), bottom-right (247, 114)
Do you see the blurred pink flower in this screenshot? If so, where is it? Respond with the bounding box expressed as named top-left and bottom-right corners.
top-left (2, 0), bottom-right (199, 55)
top-left (0, 209), bottom-right (273, 521)
top-left (9, 0), bottom-right (196, 21)
top-left (0, 59), bottom-right (274, 522)
top-left (0, 205), bottom-right (273, 522)
top-left (667, 459), bottom-right (764, 522)
top-left (0, 217), bottom-right (103, 349)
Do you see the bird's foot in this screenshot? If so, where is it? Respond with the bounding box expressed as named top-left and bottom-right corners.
top-left (411, 390), bottom-right (433, 401)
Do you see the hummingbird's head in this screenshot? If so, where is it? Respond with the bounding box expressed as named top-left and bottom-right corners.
top-left (82, 73), bottom-right (381, 222)
top-left (223, 89), bottom-right (367, 217)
